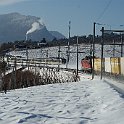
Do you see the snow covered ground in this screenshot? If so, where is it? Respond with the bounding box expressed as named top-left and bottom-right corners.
top-left (2, 44), bottom-right (124, 124)
top-left (8, 44), bottom-right (124, 70)
top-left (0, 73), bottom-right (124, 124)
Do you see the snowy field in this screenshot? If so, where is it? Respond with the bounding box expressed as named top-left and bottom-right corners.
top-left (9, 44), bottom-right (124, 69)
top-left (2, 44), bottom-right (124, 124)
top-left (0, 74), bottom-right (124, 124)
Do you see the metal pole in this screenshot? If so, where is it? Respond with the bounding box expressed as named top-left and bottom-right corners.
top-left (69, 21), bottom-right (71, 40)
top-left (58, 44), bottom-right (61, 72)
top-left (92, 22), bottom-right (96, 79)
top-left (66, 21), bottom-right (71, 69)
top-left (121, 33), bottom-right (123, 57)
top-left (77, 36), bottom-right (79, 76)
top-left (46, 50), bottom-right (48, 67)
top-left (12, 66), bottom-right (15, 89)
top-left (101, 27), bottom-right (104, 80)
top-left (26, 47), bottom-right (29, 70)
top-left (113, 39), bottom-right (115, 57)
top-left (34, 62), bottom-right (36, 85)
top-left (14, 57), bottom-right (17, 89)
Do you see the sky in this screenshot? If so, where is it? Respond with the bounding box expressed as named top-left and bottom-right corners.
top-left (0, 0), bottom-right (124, 37)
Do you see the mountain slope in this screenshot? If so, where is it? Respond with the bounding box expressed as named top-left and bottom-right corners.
top-left (0, 13), bottom-right (65, 42)
top-left (50, 31), bottom-right (66, 39)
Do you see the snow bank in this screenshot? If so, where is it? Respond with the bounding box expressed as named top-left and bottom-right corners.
top-left (0, 76), bottom-right (124, 124)
top-left (104, 79), bottom-right (124, 95)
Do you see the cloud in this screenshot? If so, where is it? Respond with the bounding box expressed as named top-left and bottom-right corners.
top-left (26, 22), bottom-right (41, 35)
top-left (0, 0), bottom-right (27, 6)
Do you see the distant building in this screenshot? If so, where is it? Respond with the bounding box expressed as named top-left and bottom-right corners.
top-left (38, 38), bottom-right (47, 47)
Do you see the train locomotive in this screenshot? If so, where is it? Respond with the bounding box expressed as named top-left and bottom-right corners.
top-left (81, 56), bottom-right (93, 73)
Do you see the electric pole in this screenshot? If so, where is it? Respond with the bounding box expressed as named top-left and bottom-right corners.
top-left (113, 39), bottom-right (115, 57)
top-left (92, 22), bottom-right (96, 79)
top-left (76, 36), bottom-right (79, 76)
top-left (66, 21), bottom-right (71, 69)
top-left (101, 27), bottom-right (104, 80)
top-left (121, 33), bottom-right (123, 57)
top-left (58, 44), bottom-right (61, 72)
top-left (26, 47), bottom-right (29, 70)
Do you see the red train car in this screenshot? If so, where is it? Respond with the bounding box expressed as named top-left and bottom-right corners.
top-left (81, 56), bottom-right (92, 73)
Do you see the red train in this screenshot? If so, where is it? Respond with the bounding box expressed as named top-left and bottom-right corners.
top-left (81, 56), bottom-right (92, 73)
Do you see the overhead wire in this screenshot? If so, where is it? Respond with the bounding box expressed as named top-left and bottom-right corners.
top-left (96, 0), bottom-right (113, 22)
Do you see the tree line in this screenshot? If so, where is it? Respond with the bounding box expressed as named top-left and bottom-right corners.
top-left (0, 33), bottom-right (123, 54)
